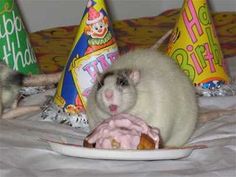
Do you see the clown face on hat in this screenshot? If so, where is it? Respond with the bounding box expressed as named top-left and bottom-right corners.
top-left (85, 0), bottom-right (109, 39)
top-left (84, 0), bottom-right (115, 55)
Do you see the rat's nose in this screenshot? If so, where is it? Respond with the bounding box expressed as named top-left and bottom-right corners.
top-left (104, 89), bottom-right (113, 99)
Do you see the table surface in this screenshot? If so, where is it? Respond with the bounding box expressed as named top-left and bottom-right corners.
top-left (29, 9), bottom-right (236, 74)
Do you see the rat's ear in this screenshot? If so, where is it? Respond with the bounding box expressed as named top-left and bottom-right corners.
top-left (129, 69), bottom-right (140, 85)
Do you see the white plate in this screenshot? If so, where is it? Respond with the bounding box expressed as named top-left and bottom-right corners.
top-left (47, 140), bottom-right (194, 161)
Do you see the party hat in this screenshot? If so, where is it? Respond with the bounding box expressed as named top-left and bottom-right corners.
top-left (167, 0), bottom-right (230, 88)
top-left (0, 0), bottom-right (40, 75)
top-left (54, 0), bottom-right (119, 114)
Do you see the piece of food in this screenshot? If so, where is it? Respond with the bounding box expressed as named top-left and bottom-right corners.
top-left (83, 114), bottom-right (160, 150)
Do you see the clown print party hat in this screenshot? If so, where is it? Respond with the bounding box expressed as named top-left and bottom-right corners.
top-left (0, 0), bottom-right (40, 75)
top-left (166, 0), bottom-right (232, 96)
top-left (53, 0), bottom-right (119, 117)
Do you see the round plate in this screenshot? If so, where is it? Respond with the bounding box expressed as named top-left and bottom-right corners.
top-left (47, 140), bottom-right (194, 161)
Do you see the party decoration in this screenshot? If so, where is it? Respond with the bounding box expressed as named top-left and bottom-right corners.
top-left (166, 0), bottom-right (231, 96)
top-left (43, 0), bottom-right (119, 128)
top-left (0, 0), bottom-right (40, 75)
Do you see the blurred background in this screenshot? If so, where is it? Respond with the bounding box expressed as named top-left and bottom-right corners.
top-left (16, 0), bottom-right (236, 32)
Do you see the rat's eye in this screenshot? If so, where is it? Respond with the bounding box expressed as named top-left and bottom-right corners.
top-left (96, 82), bottom-right (103, 91)
top-left (96, 72), bottom-right (115, 91)
top-left (116, 77), bottom-right (129, 87)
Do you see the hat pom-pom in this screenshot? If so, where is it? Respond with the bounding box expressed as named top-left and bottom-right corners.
top-left (87, 0), bottom-right (93, 8)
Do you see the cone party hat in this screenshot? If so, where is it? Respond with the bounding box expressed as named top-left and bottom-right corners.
top-left (166, 0), bottom-right (229, 88)
top-left (54, 0), bottom-right (119, 114)
top-left (0, 0), bottom-right (40, 75)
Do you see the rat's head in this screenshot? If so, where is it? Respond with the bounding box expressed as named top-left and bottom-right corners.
top-left (95, 69), bottom-right (140, 115)
top-left (0, 62), bottom-right (23, 107)
top-left (0, 62), bottom-right (23, 86)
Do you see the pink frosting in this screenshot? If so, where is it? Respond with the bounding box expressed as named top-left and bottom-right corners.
top-left (86, 114), bottom-right (160, 150)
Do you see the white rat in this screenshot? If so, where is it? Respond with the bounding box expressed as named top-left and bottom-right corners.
top-left (86, 49), bottom-right (198, 147)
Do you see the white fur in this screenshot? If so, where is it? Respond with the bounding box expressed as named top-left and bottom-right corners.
top-left (86, 49), bottom-right (198, 147)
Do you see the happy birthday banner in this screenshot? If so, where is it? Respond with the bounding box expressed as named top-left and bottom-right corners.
top-left (0, 0), bottom-right (40, 75)
top-left (167, 0), bottom-right (229, 86)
